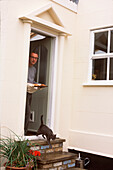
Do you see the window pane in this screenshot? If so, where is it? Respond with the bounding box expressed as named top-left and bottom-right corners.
top-left (94, 31), bottom-right (108, 54)
top-left (110, 30), bottom-right (113, 53)
top-left (92, 58), bottom-right (107, 80)
top-left (109, 58), bottom-right (113, 80)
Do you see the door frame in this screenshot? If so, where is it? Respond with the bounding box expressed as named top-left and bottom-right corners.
top-left (25, 27), bottom-right (58, 139)
top-left (20, 5), bottom-right (70, 138)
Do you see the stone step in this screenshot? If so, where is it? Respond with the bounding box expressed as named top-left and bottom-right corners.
top-left (30, 138), bottom-right (66, 154)
top-left (37, 151), bottom-right (77, 169)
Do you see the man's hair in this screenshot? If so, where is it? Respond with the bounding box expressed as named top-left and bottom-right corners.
top-left (30, 47), bottom-right (39, 55)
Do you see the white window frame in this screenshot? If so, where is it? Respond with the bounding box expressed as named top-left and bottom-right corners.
top-left (50, 0), bottom-right (78, 13)
top-left (83, 27), bottom-right (113, 87)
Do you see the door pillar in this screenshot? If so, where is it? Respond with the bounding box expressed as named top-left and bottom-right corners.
top-left (19, 20), bottom-right (32, 135)
top-left (54, 34), bottom-right (65, 134)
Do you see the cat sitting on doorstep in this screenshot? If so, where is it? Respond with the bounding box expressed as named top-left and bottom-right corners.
top-left (36, 115), bottom-right (56, 148)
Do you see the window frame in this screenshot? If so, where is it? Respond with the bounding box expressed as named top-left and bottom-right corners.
top-left (50, 0), bottom-right (78, 13)
top-left (84, 27), bottom-right (113, 86)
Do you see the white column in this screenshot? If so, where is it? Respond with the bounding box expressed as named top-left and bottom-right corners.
top-left (18, 20), bottom-right (32, 135)
top-left (54, 34), bottom-right (65, 135)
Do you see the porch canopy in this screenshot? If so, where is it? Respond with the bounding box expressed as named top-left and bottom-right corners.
top-left (19, 3), bottom-right (71, 36)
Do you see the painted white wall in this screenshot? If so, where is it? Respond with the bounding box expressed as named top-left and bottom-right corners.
top-left (0, 0), bottom-right (76, 140)
top-left (1, 0), bottom-right (113, 158)
top-left (0, 0), bottom-right (50, 136)
top-left (50, 2), bottom-right (78, 149)
top-left (69, 0), bottom-right (113, 157)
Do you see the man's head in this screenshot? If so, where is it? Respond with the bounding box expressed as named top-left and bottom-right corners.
top-left (29, 52), bottom-right (38, 67)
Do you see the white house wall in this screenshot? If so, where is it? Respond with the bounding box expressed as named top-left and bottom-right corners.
top-left (1, 0), bottom-right (113, 157)
top-left (69, 0), bottom-right (113, 157)
top-left (0, 0), bottom-right (50, 135)
top-left (0, 0), bottom-right (77, 142)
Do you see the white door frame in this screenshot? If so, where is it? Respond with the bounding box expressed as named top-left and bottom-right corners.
top-left (25, 27), bottom-right (58, 140)
top-left (21, 15), bottom-right (68, 139)
top-left (20, 4), bottom-right (71, 138)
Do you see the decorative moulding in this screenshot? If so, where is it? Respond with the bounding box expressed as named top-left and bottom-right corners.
top-left (19, 3), bottom-right (71, 36)
top-left (27, 3), bottom-right (64, 27)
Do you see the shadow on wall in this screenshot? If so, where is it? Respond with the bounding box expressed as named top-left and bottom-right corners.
top-left (69, 149), bottom-right (113, 170)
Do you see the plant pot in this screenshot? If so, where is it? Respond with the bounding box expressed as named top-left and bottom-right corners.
top-left (6, 166), bottom-right (32, 170)
top-left (6, 166), bottom-right (26, 170)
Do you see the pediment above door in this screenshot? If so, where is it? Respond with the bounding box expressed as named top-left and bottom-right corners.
top-left (19, 3), bottom-right (71, 36)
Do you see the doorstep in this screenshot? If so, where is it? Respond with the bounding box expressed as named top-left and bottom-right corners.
top-left (30, 138), bottom-right (66, 154)
top-left (37, 152), bottom-right (77, 164)
top-left (30, 138), bottom-right (66, 145)
top-left (37, 151), bottom-right (77, 169)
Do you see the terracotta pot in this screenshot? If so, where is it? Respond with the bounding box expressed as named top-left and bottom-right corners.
top-left (6, 166), bottom-right (32, 170)
top-left (6, 166), bottom-right (26, 170)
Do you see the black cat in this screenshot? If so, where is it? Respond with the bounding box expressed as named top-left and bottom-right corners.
top-left (36, 115), bottom-right (56, 148)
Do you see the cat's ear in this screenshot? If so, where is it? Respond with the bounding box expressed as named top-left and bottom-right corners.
top-left (53, 134), bottom-right (56, 139)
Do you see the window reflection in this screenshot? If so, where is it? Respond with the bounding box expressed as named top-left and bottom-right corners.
top-left (109, 58), bottom-right (113, 80)
top-left (110, 31), bottom-right (113, 53)
top-left (92, 58), bottom-right (107, 80)
top-left (94, 31), bottom-right (108, 54)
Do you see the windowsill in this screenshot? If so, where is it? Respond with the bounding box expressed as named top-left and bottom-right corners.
top-left (51, 0), bottom-right (78, 13)
top-left (83, 80), bottom-right (113, 87)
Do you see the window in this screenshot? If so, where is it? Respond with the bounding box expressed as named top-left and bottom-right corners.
top-left (51, 0), bottom-right (78, 13)
top-left (70, 0), bottom-right (79, 4)
top-left (91, 28), bottom-right (113, 81)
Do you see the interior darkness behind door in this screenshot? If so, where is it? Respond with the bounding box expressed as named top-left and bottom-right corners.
top-left (28, 37), bottom-right (51, 133)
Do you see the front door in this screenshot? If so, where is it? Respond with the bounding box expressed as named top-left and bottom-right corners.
top-left (28, 31), bottom-right (52, 133)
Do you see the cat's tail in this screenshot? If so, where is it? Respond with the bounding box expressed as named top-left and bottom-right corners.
top-left (41, 115), bottom-right (43, 125)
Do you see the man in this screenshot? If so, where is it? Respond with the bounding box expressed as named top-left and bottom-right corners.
top-left (24, 51), bottom-right (39, 135)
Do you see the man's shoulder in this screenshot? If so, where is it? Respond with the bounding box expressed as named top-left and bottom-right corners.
top-left (29, 66), bottom-right (36, 72)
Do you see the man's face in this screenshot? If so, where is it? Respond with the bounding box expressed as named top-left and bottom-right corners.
top-left (29, 53), bottom-right (38, 66)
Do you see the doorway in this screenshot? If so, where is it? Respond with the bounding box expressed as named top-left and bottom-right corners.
top-left (27, 29), bottom-right (55, 135)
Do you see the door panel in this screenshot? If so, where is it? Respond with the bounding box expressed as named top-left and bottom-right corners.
top-left (28, 37), bottom-right (51, 132)
top-left (39, 45), bottom-right (48, 84)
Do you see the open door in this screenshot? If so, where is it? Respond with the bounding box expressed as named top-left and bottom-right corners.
top-left (27, 30), bottom-right (52, 134)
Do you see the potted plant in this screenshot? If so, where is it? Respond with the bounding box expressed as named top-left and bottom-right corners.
top-left (0, 129), bottom-right (41, 170)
